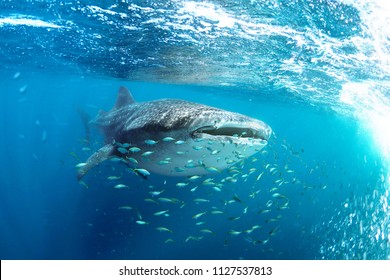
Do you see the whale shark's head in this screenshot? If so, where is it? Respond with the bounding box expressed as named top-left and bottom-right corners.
top-left (190, 115), bottom-right (271, 147)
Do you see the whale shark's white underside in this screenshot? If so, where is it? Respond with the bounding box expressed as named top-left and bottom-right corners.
top-left (77, 87), bottom-right (271, 180)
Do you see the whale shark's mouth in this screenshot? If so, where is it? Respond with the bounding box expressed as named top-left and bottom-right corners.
top-left (191, 125), bottom-right (270, 143)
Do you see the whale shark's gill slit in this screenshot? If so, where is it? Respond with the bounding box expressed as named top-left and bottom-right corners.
top-left (192, 126), bottom-right (266, 140)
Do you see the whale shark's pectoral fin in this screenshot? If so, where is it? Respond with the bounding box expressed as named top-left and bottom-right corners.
top-left (77, 144), bottom-right (114, 181)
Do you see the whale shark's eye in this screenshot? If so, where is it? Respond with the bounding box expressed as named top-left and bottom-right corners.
top-left (192, 126), bottom-right (268, 141)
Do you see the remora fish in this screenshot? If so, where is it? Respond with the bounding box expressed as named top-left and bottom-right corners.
top-left (77, 87), bottom-right (271, 179)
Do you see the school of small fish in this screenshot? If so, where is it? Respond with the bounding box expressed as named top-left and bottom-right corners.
top-left (75, 133), bottom-right (333, 252)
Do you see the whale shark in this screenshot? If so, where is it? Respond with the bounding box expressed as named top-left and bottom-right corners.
top-left (77, 86), bottom-right (271, 180)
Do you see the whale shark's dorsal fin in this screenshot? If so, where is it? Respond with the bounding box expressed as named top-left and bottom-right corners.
top-left (115, 86), bottom-right (135, 109)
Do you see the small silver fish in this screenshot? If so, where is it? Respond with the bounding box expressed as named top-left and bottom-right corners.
top-left (266, 218), bottom-right (279, 223)
top-left (232, 195), bottom-right (242, 203)
top-left (193, 198), bottom-right (210, 203)
top-left (145, 139), bottom-right (158, 145)
top-left (175, 167), bottom-right (185, 172)
top-left (274, 179), bottom-right (283, 184)
top-left (158, 197), bottom-right (181, 204)
top-left (157, 160), bottom-right (171, 165)
top-left (185, 236), bottom-right (196, 242)
top-left (154, 210), bottom-right (169, 216)
top-left (141, 151), bottom-right (154, 157)
top-left (272, 193), bottom-right (287, 199)
top-left (269, 227), bottom-right (279, 236)
top-left (192, 211), bottom-right (207, 219)
top-left (156, 227), bottom-right (173, 233)
top-left (256, 239), bottom-right (269, 245)
top-left (136, 209), bottom-right (143, 220)
top-left (192, 145), bottom-right (203, 150)
top-left (270, 168), bottom-right (279, 175)
top-left (256, 172), bottom-right (264, 181)
top-left (185, 162), bottom-right (198, 168)
top-left (121, 143), bottom-right (131, 148)
top-left (169, 198), bottom-right (182, 204)
top-left (110, 157), bottom-right (124, 162)
top-left (158, 197), bottom-right (173, 203)
top-left (204, 166), bottom-right (220, 173)
top-left (75, 163), bottom-right (87, 168)
top-left (185, 236), bottom-right (203, 242)
top-left (117, 147), bottom-right (128, 154)
top-left (162, 137), bottom-right (175, 142)
top-left (118, 206), bottom-right (132, 210)
top-left (227, 167), bottom-right (240, 174)
top-left (202, 181), bottom-right (216, 186)
top-left (144, 198), bottom-right (159, 204)
top-left (19, 85), bottom-right (28, 94)
top-left (225, 177), bottom-right (238, 183)
top-left (134, 168), bottom-right (151, 177)
top-left (228, 230), bottom-right (242, 236)
top-left (149, 190), bottom-right (164, 196)
top-left (127, 157), bottom-right (138, 164)
top-left (107, 175), bottom-right (121, 180)
top-left (188, 175), bottom-right (201, 182)
top-left (136, 220), bottom-right (149, 225)
top-left (258, 209), bottom-right (271, 214)
top-left (129, 147), bottom-right (141, 153)
top-left (266, 200), bottom-right (273, 208)
top-left (114, 184), bottom-right (129, 189)
top-left (13, 71), bottom-right (21, 79)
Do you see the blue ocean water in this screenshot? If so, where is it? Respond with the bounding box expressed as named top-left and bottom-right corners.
top-left (0, 0), bottom-right (389, 260)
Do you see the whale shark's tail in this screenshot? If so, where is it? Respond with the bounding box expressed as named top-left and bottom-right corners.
top-left (77, 106), bottom-right (91, 144)
top-left (76, 86), bottom-right (134, 180)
